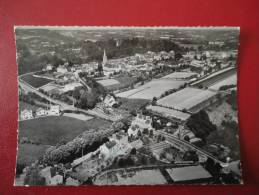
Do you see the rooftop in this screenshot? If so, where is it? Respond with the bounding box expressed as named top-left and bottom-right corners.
top-left (105, 140), bottom-right (117, 149)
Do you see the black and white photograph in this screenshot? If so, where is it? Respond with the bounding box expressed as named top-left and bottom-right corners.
top-left (14, 26), bottom-right (242, 186)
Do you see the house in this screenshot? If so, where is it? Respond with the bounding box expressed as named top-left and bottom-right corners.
top-left (36, 108), bottom-right (47, 117)
top-left (65, 177), bottom-right (80, 186)
top-left (99, 131), bottom-right (132, 160)
top-left (48, 105), bottom-right (60, 116)
top-left (40, 166), bottom-right (63, 186)
top-left (57, 66), bottom-right (68, 74)
top-left (20, 109), bottom-right (33, 120)
top-left (50, 174), bottom-right (63, 185)
top-left (43, 64), bottom-right (53, 71)
top-left (128, 114), bottom-right (153, 137)
top-left (103, 94), bottom-right (117, 107)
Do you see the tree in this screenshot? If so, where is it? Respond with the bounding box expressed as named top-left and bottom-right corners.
top-left (186, 110), bottom-right (217, 140)
top-left (184, 135), bottom-right (190, 142)
top-left (140, 155), bottom-right (147, 165)
top-left (72, 88), bottom-right (81, 100)
top-left (130, 148), bottom-right (137, 155)
top-left (175, 53), bottom-right (183, 60)
top-left (137, 130), bottom-right (142, 137)
top-left (143, 128), bottom-right (149, 135)
top-left (183, 150), bottom-right (199, 162)
top-left (149, 129), bottom-right (154, 138)
top-left (152, 97), bottom-right (157, 106)
top-left (97, 62), bottom-right (103, 76)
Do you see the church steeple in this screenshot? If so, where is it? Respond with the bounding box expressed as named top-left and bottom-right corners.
top-left (102, 49), bottom-right (107, 66)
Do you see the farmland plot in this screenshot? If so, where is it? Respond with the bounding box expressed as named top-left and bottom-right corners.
top-left (117, 79), bottom-right (185, 100)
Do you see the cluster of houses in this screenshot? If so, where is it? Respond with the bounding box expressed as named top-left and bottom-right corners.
top-left (180, 50), bottom-right (237, 77)
top-left (19, 105), bottom-right (61, 120)
top-left (128, 114), bottom-right (153, 138)
top-left (39, 165), bottom-right (80, 186)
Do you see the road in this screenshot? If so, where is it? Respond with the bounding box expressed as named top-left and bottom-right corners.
top-left (155, 130), bottom-right (228, 167)
top-left (19, 78), bottom-right (119, 122)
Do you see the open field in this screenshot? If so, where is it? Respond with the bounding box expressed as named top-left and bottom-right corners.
top-left (97, 78), bottom-right (120, 87)
top-left (162, 72), bottom-right (197, 79)
top-left (118, 97), bottom-right (150, 112)
top-left (157, 87), bottom-right (217, 111)
top-left (20, 74), bottom-right (53, 88)
top-left (18, 116), bottom-right (112, 145)
top-left (98, 76), bottom-right (137, 91)
top-left (209, 73), bottom-right (237, 90)
top-left (95, 169), bottom-right (167, 185)
top-left (116, 79), bottom-right (185, 100)
top-left (16, 143), bottom-right (50, 165)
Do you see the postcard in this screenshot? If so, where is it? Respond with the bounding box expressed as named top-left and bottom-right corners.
top-left (14, 26), bottom-right (242, 186)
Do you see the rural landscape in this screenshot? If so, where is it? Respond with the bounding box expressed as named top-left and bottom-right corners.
top-left (15, 26), bottom-right (242, 186)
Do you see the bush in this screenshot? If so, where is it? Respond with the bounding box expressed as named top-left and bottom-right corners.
top-left (186, 110), bottom-right (217, 140)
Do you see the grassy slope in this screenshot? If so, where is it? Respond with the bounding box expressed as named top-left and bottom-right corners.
top-left (17, 143), bottom-right (50, 165)
top-left (18, 116), bottom-right (112, 146)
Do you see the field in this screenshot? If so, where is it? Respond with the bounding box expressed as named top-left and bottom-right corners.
top-left (95, 169), bottom-right (167, 185)
top-left (18, 116), bottom-right (112, 145)
top-left (98, 76), bottom-right (137, 91)
top-left (209, 73), bottom-right (237, 90)
top-left (20, 74), bottom-right (53, 88)
top-left (162, 72), bottom-right (197, 79)
top-left (116, 79), bottom-right (185, 100)
top-left (118, 97), bottom-right (150, 112)
top-left (16, 143), bottom-right (50, 165)
top-left (97, 79), bottom-right (120, 87)
top-left (157, 87), bottom-right (216, 111)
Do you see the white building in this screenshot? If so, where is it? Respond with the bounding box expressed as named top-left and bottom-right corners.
top-left (40, 166), bottom-right (63, 186)
top-left (103, 94), bottom-right (117, 107)
top-left (43, 64), bottom-right (53, 71)
top-left (50, 174), bottom-right (63, 185)
top-left (57, 66), bottom-right (68, 74)
top-left (20, 109), bottom-right (33, 120)
top-left (128, 114), bottom-right (153, 137)
top-left (99, 131), bottom-right (132, 160)
top-left (36, 108), bottom-right (47, 117)
top-left (48, 105), bottom-right (60, 116)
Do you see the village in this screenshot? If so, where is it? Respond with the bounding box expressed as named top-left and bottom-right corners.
top-left (15, 27), bottom-right (241, 186)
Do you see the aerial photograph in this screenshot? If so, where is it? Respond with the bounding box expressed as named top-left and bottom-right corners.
top-left (14, 26), bottom-right (242, 186)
